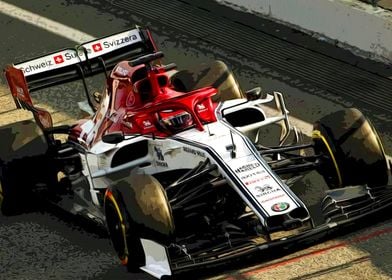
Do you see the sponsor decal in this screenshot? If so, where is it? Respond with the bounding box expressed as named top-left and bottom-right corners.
top-left (20, 59), bottom-right (54, 74)
top-left (196, 103), bottom-right (207, 112)
top-left (143, 120), bottom-right (153, 128)
top-left (154, 146), bottom-right (168, 168)
top-left (154, 146), bottom-right (165, 161)
top-left (271, 202), bottom-right (290, 212)
top-left (53, 55), bottom-right (64, 64)
top-left (183, 146), bottom-right (206, 158)
top-left (260, 193), bottom-right (285, 204)
top-left (16, 29), bottom-right (142, 76)
top-left (235, 162), bottom-right (261, 173)
top-left (240, 170), bottom-right (266, 180)
top-left (92, 43), bottom-right (103, 52)
top-left (64, 49), bottom-right (93, 60)
top-left (244, 175), bottom-right (272, 185)
top-left (115, 66), bottom-right (129, 77)
top-left (256, 184), bottom-right (273, 193)
top-left (102, 34), bottom-right (138, 49)
top-left (156, 161), bottom-right (168, 168)
top-left (231, 156), bottom-right (297, 216)
top-left (253, 184), bottom-right (280, 198)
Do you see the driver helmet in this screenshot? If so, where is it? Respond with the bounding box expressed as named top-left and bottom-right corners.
top-left (158, 109), bottom-right (193, 132)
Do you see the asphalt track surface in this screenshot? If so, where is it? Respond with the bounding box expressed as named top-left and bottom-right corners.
top-left (1, 1), bottom-right (392, 279)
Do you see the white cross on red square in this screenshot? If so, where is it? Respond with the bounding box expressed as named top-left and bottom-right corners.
top-left (92, 43), bottom-right (103, 52)
top-left (53, 55), bottom-right (64, 64)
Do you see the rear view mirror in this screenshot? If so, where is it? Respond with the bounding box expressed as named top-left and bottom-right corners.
top-left (245, 87), bottom-right (266, 100)
top-left (102, 131), bottom-right (124, 144)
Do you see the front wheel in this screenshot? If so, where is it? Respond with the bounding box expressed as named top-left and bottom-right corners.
top-left (104, 174), bottom-right (174, 272)
top-left (104, 188), bottom-right (145, 271)
top-left (313, 108), bottom-right (389, 188)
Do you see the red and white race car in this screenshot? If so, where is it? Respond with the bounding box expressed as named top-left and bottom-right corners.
top-left (1, 26), bottom-right (391, 279)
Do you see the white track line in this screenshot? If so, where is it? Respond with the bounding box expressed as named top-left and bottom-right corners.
top-left (0, 0), bottom-right (95, 43)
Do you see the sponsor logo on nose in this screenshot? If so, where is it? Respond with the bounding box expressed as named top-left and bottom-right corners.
top-left (271, 202), bottom-right (290, 212)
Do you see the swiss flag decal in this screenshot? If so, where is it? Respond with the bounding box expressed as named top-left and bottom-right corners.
top-left (92, 43), bottom-right (103, 52)
top-left (53, 55), bottom-right (64, 64)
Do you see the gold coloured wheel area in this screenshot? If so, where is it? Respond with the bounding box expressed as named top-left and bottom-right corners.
top-left (104, 190), bottom-right (129, 265)
top-left (312, 129), bottom-right (343, 188)
top-left (313, 108), bottom-right (389, 188)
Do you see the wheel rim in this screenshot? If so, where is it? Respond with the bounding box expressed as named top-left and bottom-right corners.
top-left (105, 191), bottom-right (129, 265)
top-left (312, 129), bottom-right (342, 188)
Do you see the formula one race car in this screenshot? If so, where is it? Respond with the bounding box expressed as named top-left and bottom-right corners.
top-left (1, 27), bottom-right (391, 279)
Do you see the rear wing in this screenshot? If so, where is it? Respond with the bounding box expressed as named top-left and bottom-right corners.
top-left (4, 26), bottom-right (158, 130)
top-left (6, 26), bottom-right (157, 93)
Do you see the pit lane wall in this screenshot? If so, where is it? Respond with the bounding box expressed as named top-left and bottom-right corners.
top-left (214, 0), bottom-right (392, 63)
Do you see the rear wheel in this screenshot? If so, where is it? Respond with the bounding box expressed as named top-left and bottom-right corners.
top-left (171, 60), bottom-right (245, 101)
top-left (313, 108), bottom-right (388, 188)
top-left (0, 172), bottom-right (12, 215)
top-left (0, 169), bottom-right (13, 215)
top-left (0, 162), bottom-right (34, 215)
top-left (0, 120), bottom-right (49, 215)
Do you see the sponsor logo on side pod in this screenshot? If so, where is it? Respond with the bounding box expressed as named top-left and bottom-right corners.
top-left (271, 202), bottom-right (290, 212)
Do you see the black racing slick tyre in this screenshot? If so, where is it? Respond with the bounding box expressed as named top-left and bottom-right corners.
top-left (104, 174), bottom-right (174, 272)
top-left (0, 164), bottom-right (19, 215)
top-left (171, 60), bottom-right (246, 102)
top-left (0, 120), bottom-right (49, 215)
top-left (104, 186), bottom-right (145, 272)
top-left (0, 160), bottom-right (39, 215)
top-left (313, 108), bottom-right (388, 189)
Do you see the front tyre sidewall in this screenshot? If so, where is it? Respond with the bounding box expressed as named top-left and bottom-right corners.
top-left (104, 189), bottom-right (145, 272)
top-left (313, 108), bottom-right (388, 188)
